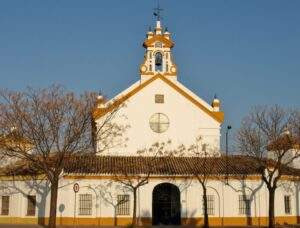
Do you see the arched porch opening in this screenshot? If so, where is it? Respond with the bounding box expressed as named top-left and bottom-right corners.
top-left (152, 183), bottom-right (181, 225)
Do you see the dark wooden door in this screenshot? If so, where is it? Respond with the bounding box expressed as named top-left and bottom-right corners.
top-left (152, 183), bottom-right (181, 225)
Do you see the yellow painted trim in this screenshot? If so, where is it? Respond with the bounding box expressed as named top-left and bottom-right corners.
top-left (157, 74), bottom-right (224, 123)
top-left (143, 35), bottom-right (174, 48)
top-left (93, 74), bottom-right (224, 123)
top-left (63, 174), bottom-right (264, 181)
top-left (141, 72), bottom-right (155, 76)
top-left (294, 144), bottom-right (300, 149)
top-left (63, 174), bottom-right (299, 181)
top-left (164, 72), bottom-right (177, 76)
top-left (92, 74), bottom-right (160, 120)
top-left (0, 174), bottom-right (46, 181)
top-left (0, 217), bottom-right (38, 224)
top-left (0, 216), bottom-right (299, 226)
top-left (2, 173), bottom-right (297, 182)
top-left (142, 72), bottom-right (177, 77)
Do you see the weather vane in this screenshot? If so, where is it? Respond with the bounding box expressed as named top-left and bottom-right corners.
top-left (153, 1), bottom-right (163, 21)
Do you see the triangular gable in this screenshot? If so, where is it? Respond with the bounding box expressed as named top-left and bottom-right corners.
top-left (93, 74), bottom-right (224, 123)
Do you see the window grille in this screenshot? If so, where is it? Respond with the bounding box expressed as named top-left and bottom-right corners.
top-left (202, 195), bottom-right (215, 215)
top-left (238, 195), bottom-right (250, 215)
top-left (155, 94), bottom-right (164, 103)
top-left (116, 195), bottom-right (130, 215)
top-left (149, 113), bottom-right (169, 133)
top-left (284, 195), bottom-right (291, 214)
top-left (79, 194), bottom-right (92, 215)
top-left (1, 196), bottom-right (9, 215)
top-left (27, 195), bottom-right (36, 216)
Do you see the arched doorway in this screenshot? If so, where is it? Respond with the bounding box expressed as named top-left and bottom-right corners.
top-left (152, 183), bottom-right (181, 225)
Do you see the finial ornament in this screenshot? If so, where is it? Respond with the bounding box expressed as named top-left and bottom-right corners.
top-left (97, 91), bottom-right (104, 101)
top-left (140, 3), bottom-right (177, 80)
top-left (153, 1), bottom-right (163, 21)
top-left (212, 94), bottom-right (220, 111)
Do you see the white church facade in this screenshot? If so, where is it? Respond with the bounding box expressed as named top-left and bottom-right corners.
top-left (1, 18), bottom-right (300, 227)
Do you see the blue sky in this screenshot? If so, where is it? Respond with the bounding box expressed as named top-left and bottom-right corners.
top-left (0, 1), bottom-right (299, 151)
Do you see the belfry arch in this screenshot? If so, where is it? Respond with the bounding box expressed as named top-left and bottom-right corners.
top-left (155, 52), bottom-right (163, 72)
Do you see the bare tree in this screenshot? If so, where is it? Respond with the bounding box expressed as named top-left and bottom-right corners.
top-left (113, 142), bottom-right (167, 227)
top-left (237, 105), bottom-right (300, 228)
top-left (93, 97), bottom-right (129, 154)
top-left (291, 109), bottom-right (300, 142)
top-left (183, 136), bottom-right (219, 228)
top-left (0, 86), bottom-right (121, 228)
top-left (225, 170), bottom-right (264, 226)
top-left (97, 181), bottom-right (130, 226)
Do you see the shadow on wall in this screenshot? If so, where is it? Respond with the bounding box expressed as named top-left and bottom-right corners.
top-left (0, 178), bottom-right (50, 226)
top-left (183, 209), bottom-right (198, 225)
top-left (226, 178), bottom-right (264, 227)
top-left (36, 181), bottom-right (51, 226)
top-left (58, 203), bottom-right (66, 226)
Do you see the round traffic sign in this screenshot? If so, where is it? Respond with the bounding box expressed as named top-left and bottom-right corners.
top-left (73, 183), bottom-right (79, 193)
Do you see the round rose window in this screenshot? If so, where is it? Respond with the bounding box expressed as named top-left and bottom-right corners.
top-left (149, 113), bottom-right (169, 133)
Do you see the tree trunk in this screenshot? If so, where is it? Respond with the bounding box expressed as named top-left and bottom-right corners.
top-left (202, 183), bottom-right (209, 228)
top-left (114, 207), bottom-right (117, 226)
top-left (268, 187), bottom-right (276, 228)
top-left (132, 188), bottom-right (137, 227)
top-left (48, 177), bottom-right (59, 228)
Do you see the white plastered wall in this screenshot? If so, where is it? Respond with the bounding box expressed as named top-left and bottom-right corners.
top-left (1, 177), bottom-right (300, 222)
top-left (96, 78), bottom-right (221, 156)
top-left (0, 180), bottom-right (50, 220)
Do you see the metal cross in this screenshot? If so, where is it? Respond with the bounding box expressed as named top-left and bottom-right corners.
top-left (153, 1), bottom-right (163, 21)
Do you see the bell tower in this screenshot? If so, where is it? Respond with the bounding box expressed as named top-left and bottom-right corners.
top-left (140, 16), bottom-right (177, 81)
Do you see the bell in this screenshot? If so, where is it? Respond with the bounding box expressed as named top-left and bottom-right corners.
top-left (155, 53), bottom-right (162, 66)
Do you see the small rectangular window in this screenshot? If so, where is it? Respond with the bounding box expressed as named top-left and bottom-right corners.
top-left (202, 144), bottom-right (207, 152)
top-left (155, 42), bottom-right (162, 48)
top-left (239, 195), bottom-right (250, 215)
top-left (202, 195), bottom-right (214, 215)
top-left (155, 94), bottom-right (164, 103)
top-left (116, 195), bottom-right (130, 215)
top-left (27, 195), bottom-right (36, 216)
top-left (1, 196), bottom-right (9, 215)
top-left (79, 194), bottom-right (92, 215)
top-left (284, 195), bottom-right (291, 214)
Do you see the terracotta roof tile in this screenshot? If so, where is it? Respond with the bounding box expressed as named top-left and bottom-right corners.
top-left (4, 155), bottom-right (300, 177)
top-left (63, 155), bottom-right (300, 176)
